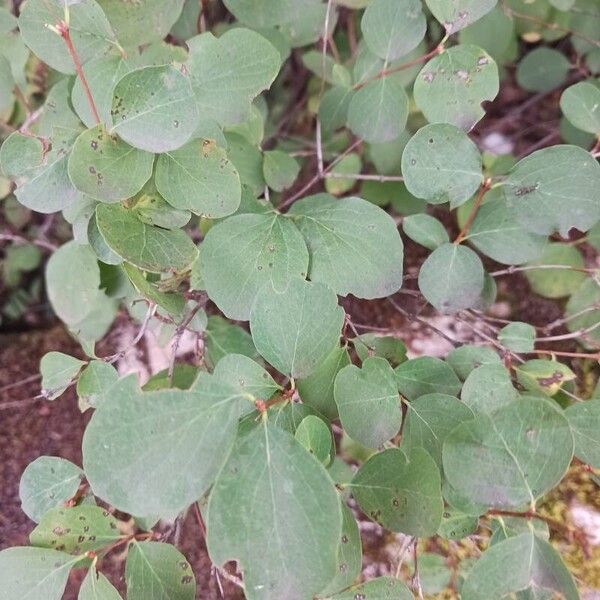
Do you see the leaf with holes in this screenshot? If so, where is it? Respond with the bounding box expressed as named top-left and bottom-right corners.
top-left (503, 145), bottom-right (600, 237)
top-left (425, 0), bottom-right (497, 34)
top-left (414, 45), bottom-right (499, 130)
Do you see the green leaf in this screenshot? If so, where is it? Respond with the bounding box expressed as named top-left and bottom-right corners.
top-left (318, 503), bottom-right (362, 597)
top-left (223, 132), bottom-right (265, 196)
top-left (72, 54), bottom-right (133, 128)
top-left (88, 213), bottom-right (123, 265)
top-left (18, 0), bottom-right (116, 74)
top-left (465, 188), bottom-right (547, 265)
top-left (351, 447), bottom-right (443, 536)
top-left (82, 376), bottom-right (246, 517)
top-left (97, 0), bottom-right (185, 46)
top-left (361, 0), bottom-right (426, 61)
top-left (295, 415), bottom-right (333, 465)
top-left (0, 547), bottom-right (77, 600)
top-left (560, 81), bottom-right (600, 134)
top-left (5, 128), bottom-right (84, 214)
top-left (414, 45), bottom-right (499, 130)
top-left (347, 74), bottom-right (409, 143)
top-left (334, 357), bottom-right (401, 449)
top-left (76, 360), bottom-right (120, 409)
top-left (503, 145), bottom-right (600, 237)
top-left (111, 65), bottom-right (198, 153)
top-left (443, 397), bottom-right (573, 508)
top-left (222, 0), bottom-right (321, 28)
top-left (130, 178), bottom-right (191, 230)
top-left (79, 567), bottom-right (122, 600)
top-left (395, 356), bottom-right (462, 399)
top-left (289, 194), bottom-right (404, 299)
top-left (461, 364), bottom-right (519, 414)
top-left (458, 6), bottom-right (515, 64)
top-left (402, 214), bottom-right (449, 250)
top-left (418, 243), bottom-right (484, 313)
top-left (516, 48), bottom-right (570, 93)
top-left (263, 149), bottom-right (300, 192)
top-left (565, 278), bottom-right (600, 348)
top-left (402, 393), bottom-right (474, 468)
top-left (319, 86), bottom-right (355, 134)
top-left (0, 131), bottom-right (44, 180)
top-left (353, 334), bottom-right (407, 367)
top-left (68, 125), bottom-right (154, 202)
top-left (207, 421), bottom-right (342, 600)
top-left (524, 242), bottom-right (586, 299)
top-left (565, 398), bottom-right (600, 468)
top-left (155, 139), bottom-right (241, 217)
top-left (95, 204), bottom-right (198, 273)
top-left (515, 359), bottom-right (576, 397)
top-left (30, 505), bottom-right (121, 555)
top-left (297, 345), bottom-right (351, 420)
top-left (19, 456), bottom-right (84, 523)
top-left (250, 278), bottom-right (345, 378)
top-left (204, 315), bottom-right (259, 369)
top-left (202, 212), bottom-right (309, 319)
top-left (325, 576), bottom-right (412, 600)
top-left (498, 322), bottom-right (536, 353)
top-left (402, 123), bottom-right (482, 207)
top-left (125, 541), bottom-right (195, 600)
top-left (123, 264), bottom-right (185, 317)
top-left (324, 154), bottom-right (362, 196)
top-left (186, 28), bottom-right (281, 127)
top-left (437, 510), bottom-right (478, 540)
top-left (425, 0), bottom-right (497, 33)
top-left (461, 531), bottom-right (578, 600)
top-left (40, 351), bottom-right (87, 400)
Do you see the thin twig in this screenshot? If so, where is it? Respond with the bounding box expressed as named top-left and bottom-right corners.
top-left (55, 20), bottom-right (101, 125)
top-left (323, 172), bottom-right (404, 182)
top-left (353, 40), bottom-right (447, 91)
top-left (168, 304), bottom-right (201, 383)
top-left (455, 178), bottom-right (491, 244)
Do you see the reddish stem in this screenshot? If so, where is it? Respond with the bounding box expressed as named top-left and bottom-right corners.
top-left (56, 21), bottom-right (101, 125)
top-left (454, 178), bottom-right (491, 244)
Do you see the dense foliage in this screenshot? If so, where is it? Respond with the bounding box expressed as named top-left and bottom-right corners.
top-left (1, 0), bottom-right (600, 598)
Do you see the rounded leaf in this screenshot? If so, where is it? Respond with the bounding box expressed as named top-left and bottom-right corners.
top-left (289, 194), bottom-right (404, 299)
top-left (111, 65), bottom-right (199, 153)
top-left (401, 123), bottom-right (482, 207)
top-left (418, 243), bottom-right (484, 313)
top-left (443, 397), bottom-right (574, 508)
top-left (334, 357), bottom-right (401, 449)
top-left (250, 278), bottom-right (345, 378)
top-left (361, 0), bottom-right (426, 62)
top-left (155, 139), bottom-right (242, 217)
top-left (68, 125), bottom-right (154, 202)
top-left (202, 212), bottom-right (309, 320)
top-left (414, 45), bottom-right (499, 130)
